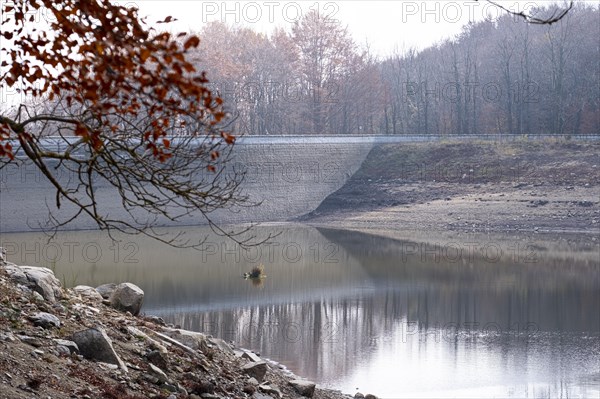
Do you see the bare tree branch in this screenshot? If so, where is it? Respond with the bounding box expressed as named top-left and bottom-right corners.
top-left (0, 0), bottom-right (277, 248)
top-left (482, 0), bottom-right (574, 25)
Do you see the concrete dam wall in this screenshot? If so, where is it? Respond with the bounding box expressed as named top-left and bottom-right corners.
top-left (0, 137), bottom-right (373, 233)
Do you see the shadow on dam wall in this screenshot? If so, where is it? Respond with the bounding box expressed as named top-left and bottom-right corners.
top-left (0, 140), bottom-right (373, 232)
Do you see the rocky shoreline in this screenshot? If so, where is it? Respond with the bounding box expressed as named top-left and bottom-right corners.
top-left (0, 251), bottom-right (373, 399)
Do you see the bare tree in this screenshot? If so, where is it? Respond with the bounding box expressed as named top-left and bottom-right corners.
top-left (291, 10), bottom-right (363, 134)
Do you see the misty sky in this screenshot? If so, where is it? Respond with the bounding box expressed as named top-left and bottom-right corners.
top-left (133, 0), bottom-right (581, 56)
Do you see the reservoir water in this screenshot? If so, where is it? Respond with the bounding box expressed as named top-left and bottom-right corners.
top-left (2, 225), bottom-right (598, 398)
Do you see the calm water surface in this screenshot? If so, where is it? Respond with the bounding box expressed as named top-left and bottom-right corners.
top-left (2, 225), bottom-right (599, 398)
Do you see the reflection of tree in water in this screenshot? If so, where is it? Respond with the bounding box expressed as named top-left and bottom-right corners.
top-left (317, 227), bottom-right (600, 333)
top-left (164, 279), bottom-right (599, 390)
top-left (38, 226), bottom-right (597, 395)
top-left (162, 229), bottom-right (600, 386)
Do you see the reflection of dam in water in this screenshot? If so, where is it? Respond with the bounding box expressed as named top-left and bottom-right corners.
top-left (0, 136), bottom-right (373, 232)
top-left (1, 225), bottom-right (598, 398)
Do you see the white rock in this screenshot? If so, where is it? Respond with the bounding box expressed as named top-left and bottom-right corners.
top-left (2, 263), bottom-right (28, 285)
top-left (109, 282), bottom-right (144, 316)
top-left (28, 312), bottom-right (61, 329)
top-left (53, 339), bottom-right (79, 354)
top-left (73, 285), bottom-right (103, 301)
top-left (20, 266), bottom-right (63, 302)
top-left (160, 328), bottom-right (207, 351)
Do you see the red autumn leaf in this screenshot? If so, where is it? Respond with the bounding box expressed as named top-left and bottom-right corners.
top-left (74, 124), bottom-right (89, 137)
top-left (139, 48), bottom-right (151, 62)
top-left (221, 132), bottom-right (236, 145)
top-left (183, 36), bottom-right (200, 50)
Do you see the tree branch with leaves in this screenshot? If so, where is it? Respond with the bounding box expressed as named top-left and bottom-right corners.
top-left (0, 0), bottom-right (263, 248)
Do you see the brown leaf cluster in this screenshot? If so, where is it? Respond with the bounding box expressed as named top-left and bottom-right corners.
top-left (0, 0), bottom-right (232, 164)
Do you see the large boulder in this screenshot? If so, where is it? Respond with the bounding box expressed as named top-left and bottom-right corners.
top-left (241, 361), bottom-right (268, 382)
top-left (72, 285), bottom-right (103, 302)
top-left (95, 283), bottom-right (117, 299)
top-left (289, 379), bottom-right (316, 397)
top-left (71, 327), bottom-right (127, 372)
top-left (19, 266), bottom-right (62, 302)
top-left (2, 263), bottom-right (28, 285)
top-left (108, 282), bottom-right (144, 315)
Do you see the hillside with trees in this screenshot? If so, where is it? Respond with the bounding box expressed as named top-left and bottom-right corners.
top-left (193, 4), bottom-right (599, 136)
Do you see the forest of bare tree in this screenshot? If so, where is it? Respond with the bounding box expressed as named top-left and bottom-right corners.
top-left (192, 4), bottom-right (599, 136)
